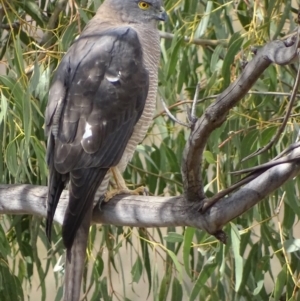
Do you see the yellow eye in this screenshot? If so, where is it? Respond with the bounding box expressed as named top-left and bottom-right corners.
top-left (138, 1), bottom-right (150, 10)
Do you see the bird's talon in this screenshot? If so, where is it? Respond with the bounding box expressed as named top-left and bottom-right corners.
top-left (143, 187), bottom-right (149, 196)
top-left (104, 186), bottom-right (146, 202)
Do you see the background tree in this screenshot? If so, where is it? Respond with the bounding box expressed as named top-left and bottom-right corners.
top-left (1, 0), bottom-right (300, 300)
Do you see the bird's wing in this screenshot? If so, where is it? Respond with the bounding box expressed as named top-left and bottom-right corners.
top-left (45, 26), bottom-right (149, 248)
top-left (46, 26), bottom-right (149, 171)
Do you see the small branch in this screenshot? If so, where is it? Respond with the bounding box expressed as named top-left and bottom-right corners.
top-left (160, 98), bottom-right (190, 128)
top-left (242, 32), bottom-right (300, 161)
top-left (202, 144), bottom-right (300, 210)
top-left (0, 21), bottom-right (20, 30)
top-left (181, 32), bottom-right (300, 205)
top-left (190, 83), bottom-right (200, 123)
top-left (38, 0), bottom-right (69, 58)
top-left (159, 31), bottom-right (228, 47)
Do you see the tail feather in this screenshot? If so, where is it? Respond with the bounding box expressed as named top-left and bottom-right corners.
top-left (62, 167), bottom-right (108, 250)
top-left (64, 211), bottom-right (91, 301)
top-left (46, 164), bottom-right (69, 241)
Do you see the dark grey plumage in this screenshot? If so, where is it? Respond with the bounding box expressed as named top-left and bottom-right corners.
top-left (45, 27), bottom-right (149, 250)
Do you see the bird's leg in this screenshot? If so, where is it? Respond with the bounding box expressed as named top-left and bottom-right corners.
top-left (104, 167), bottom-right (146, 202)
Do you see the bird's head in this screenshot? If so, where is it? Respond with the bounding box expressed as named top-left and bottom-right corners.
top-left (103, 0), bottom-right (167, 26)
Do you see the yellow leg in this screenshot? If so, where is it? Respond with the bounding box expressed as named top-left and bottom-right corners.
top-left (104, 167), bottom-right (146, 202)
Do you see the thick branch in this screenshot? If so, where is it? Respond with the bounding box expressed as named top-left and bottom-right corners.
top-left (182, 35), bottom-right (300, 202)
top-left (1, 149), bottom-right (300, 236)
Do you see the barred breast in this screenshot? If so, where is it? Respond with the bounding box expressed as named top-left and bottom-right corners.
top-left (117, 25), bottom-right (161, 172)
top-left (94, 24), bottom-right (161, 202)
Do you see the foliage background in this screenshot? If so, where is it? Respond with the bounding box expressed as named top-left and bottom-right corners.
top-left (1, 0), bottom-right (300, 300)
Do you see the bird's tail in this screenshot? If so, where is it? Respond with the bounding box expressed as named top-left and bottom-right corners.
top-left (64, 210), bottom-right (91, 301)
top-left (46, 162), bottom-right (69, 241)
top-left (62, 167), bottom-right (109, 251)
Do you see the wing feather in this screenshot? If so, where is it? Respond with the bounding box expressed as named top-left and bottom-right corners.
top-left (46, 26), bottom-right (149, 248)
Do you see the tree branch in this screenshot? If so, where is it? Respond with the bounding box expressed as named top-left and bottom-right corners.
top-left (1, 146), bottom-right (300, 238)
top-left (181, 32), bottom-right (300, 204)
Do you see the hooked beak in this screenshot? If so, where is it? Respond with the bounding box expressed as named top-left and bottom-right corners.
top-left (157, 7), bottom-right (167, 22)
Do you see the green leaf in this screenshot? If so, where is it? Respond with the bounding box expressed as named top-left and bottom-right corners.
top-left (131, 256), bottom-right (143, 283)
top-left (164, 232), bottom-right (184, 243)
top-left (195, 1), bottom-right (213, 38)
top-left (136, 145), bottom-right (159, 171)
top-left (171, 277), bottom-right (183, 301)
top-left (94, 253), bottom-right (104, 277)
top-left (272, 1), bottom-right (291, 40)
top-left (189, 262), bottom-right (217, 301)
top-left (222, 33), bottom-right (244, 88)
top-left (203, 150), bottom-right (215, 164)
top-left (0, 92), bottom-right (8, 125)
top-left (231, 223), bottom-right (243, 292)
top-left (23, 90), bottom-right (32, 146)
top-left (273, 264), bottom-right (287, 300)
top-left (0, 260), bottom-right (24, 301)
top-left (166, 35), bottom-right (183, 80)
top-left (61, 22), bottom-right (77, 52)
top-left (183, 227), bottom-right (195, 277)
top-left (0, 225), bottom-right (11, 257)
top-left (253, 279), bottom-right (264, 295)
top-left (13, 37), bottom-right (25, 80)
top-left (139, 229), bottom-right (152, 297)
top-left (6, 141), bottom-right (18, 177)
top-left (159, 273), bottom-right (172, 301)
top-left (29, 61), bottom-right (40, 93)
top-left (260, 126), bottom-right (276, 146)
top-left (19, 0), bottom-right (46, 27)
top-left (0, 76), bottom-right (24, 110)
top-left (284, 180), bottom-right (300, 219)
top-left (236, 1), bottom-right (252, 29)
top-left (167, 249), bottom-right (182, 282)
top-left (54, 286), bottom-right (63, 301)
top-left (210, 45), bottom-right (224, 73)
top-left (283, 239), bottom-right (300, 253)
top-left (100, 277), bottom-right (111, 301)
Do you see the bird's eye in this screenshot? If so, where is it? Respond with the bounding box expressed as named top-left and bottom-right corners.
top-left (138, 1), bottom-right (150, 10)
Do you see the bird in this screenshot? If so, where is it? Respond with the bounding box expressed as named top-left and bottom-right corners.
top-left (44, 0), bottom-right (166, 300)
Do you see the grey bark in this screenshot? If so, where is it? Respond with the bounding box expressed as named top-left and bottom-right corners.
top-left (1, 151), bottom-right (300, 240)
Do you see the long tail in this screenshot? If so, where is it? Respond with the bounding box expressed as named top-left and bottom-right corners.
top-left (63, 210), bottom-right (91, 301)
top-left (62, 167), bottom-right (108, 250)
top-left (63, 167), bottom-right (108, 301)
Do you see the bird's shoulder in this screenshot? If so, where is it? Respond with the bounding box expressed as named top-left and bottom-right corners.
top-left (78, 22), bottom-right (142, 51)
top-left (45, 23), bottom-right (144, 129)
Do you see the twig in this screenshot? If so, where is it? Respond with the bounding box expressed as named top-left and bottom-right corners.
top-left (0, 21), bottom-right (20, 30)
top-left (154, 91), bottom-right (300, 120)
top-left (242, 32), bottom-right (300, 162)
top-left (159, 31), bottom-right (228, 47)
top-left (160, 98), bottom-right (190, 128)
top-left (191, 83), bottom-right (200, 123)
top-left (273, 141), bottom-right (300, 160)
top-left (38, 0), bottom-right (69, 58)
